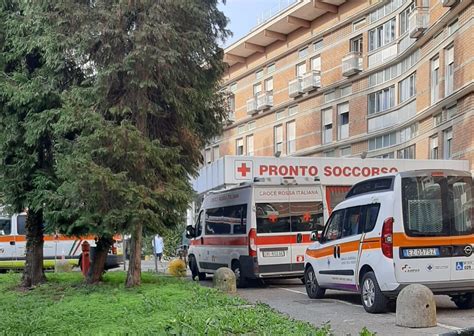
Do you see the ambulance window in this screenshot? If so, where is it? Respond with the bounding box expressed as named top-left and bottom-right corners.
top-left (450, 178), bottom-right (473, 235)
top-left (341, 206), bottom-right (362, 238)
top-left (205, 208), bottom-right (231, 235)
top-left (290, 202), bottom-right (324, 232)
top-left (0, 219), bottom-right (11, 235)
top-left (256, 203), bottom-right (290, 233)
top-left (195, 211), bottom-right (203, 237)
top-left (322, 210), bottom-right (343, 242)
top-left (233, 205), bottom-right (248, 235)
top-left (362, 204), bottom-right (380, 233)
top-left (346, 177), bottom-right (393, 199)
top-left (17, 215), bottom-right (26, 235)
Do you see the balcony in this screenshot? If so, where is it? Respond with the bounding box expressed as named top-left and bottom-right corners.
top-left (247, 97), bottom-right (258, 115)
top-left (409, 8), bottom-right (428, 38)
top-left (301, 71), bottom-right (321, 92)
top-left (342, 52), bottom-right (363, 77)
top-left (288, 77), bottom-right (303, 98)
top-left (257, 92), bottom-right (273, 110)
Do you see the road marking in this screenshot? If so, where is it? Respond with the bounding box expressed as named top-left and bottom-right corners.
top-left (273, 287), bottom-right (362, 308)
top-left (436, 323), bottom-right (462, 331)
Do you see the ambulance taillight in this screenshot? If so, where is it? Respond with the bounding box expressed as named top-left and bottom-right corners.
top-left (249, 228), bottom-right (257, 257)
top-left (381, 217), bottom-right (393, 259)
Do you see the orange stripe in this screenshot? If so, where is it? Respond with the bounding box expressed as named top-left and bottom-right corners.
top-left (306, 246), bottom-right (333, 258)
top-left (393, 233), bottom-right (474, 247)
top-left (256, 234), bottom-right (311, 245)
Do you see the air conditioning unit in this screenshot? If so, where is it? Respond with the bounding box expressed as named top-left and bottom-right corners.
top-left (288, 77), bottom-right (303, 98)
top-left (441, 0), bottom-right (458, 7)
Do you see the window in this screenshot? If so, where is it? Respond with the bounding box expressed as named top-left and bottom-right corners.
top-left (353, 18), bottom-right (366, 31)
top-left (375, 152), bottom-right (395, 159)
top-left (205, 205), bottom-right (248, 235)
top-left (229, 82), bottom-right (238, 92)
top-left (324, 150), bottom-right (336, 157)
top-left (276, 110), bottom-right (286, 120)
top-left (368, 18), bottom-right (396, 51)
top-left (350, 35), bottom-right (363, 53)
top-left (368, 132), bottom-right (397, 151)
top-left (340, 146), bottom-right (351, 157)
top-left (256, 69), bottom-right (263, 79)
top-left (342, 206), bottom-right (363, 238)
top-left (445, 46), bottom-right (454, 95)
top-left (429, 136), bottom-right (439, 160)
top-left (288, 105), bottom-right (298, 116)
top-left (213, 146), bottom-right (219, 161)
top-left (0, 219), bottom-right (11, 235)
top-left (253, 83), bottom-right (262, 96)
top-left (227, 95), bottom-right (235, 116)
top-left (443, 128), bottom-right (453, 159)
top-left (363, 204), bottom-right (381, 232)
top-left (340, 85), bottom-right (352, 97)
top-left (347, 178), bottom-right (394, 198)
top-left (448, 19), bottom-right (459, 35)
top-left (296, 62), bottom-right (306, 77)
top-left (399, 123), bottom-right (418, 143)
top-left (287, 121), bottom-right (296, 155)
top-left (256, 203), bottom-right (290, 233)
top-left (267, 63), bottom-right (275, 74)
top-left (337, 102), bottom-right (349, 140)
top-left (399, 2), bottom-right (415, 35)
top-left (324, 90), bottom-right (335, 103)
top-left (248, 121), bottom-right (256, 130)
top-left (246, 135), bottom-right (254, 156)
top-left (298, 47), bottom-right (308, 59)
top-left (274, 125), bottom-right (283, 154)
top-left (322, 210), bottom-right (344, 242)
top-left (205, 208), bottom-right (230, 235)
top-left (17, 215), bottom-right (26, 235)
top-left (399, 73), bottom-right (416, 103)
top-left (237, 125), bottom-right (246, 134)
top-left (195, 211), bottom-right (203, 237)
top-left (236, 138), bottom-right (244, 156)
top-left (310, 56), bottom-right (321, 71)
top-left (431, 56), bottom-right (440, 103)
top-left (368, 85), bottom-right (395, 114)
top-left (205, 149), bottom-right (212, 164)
top-left (313, 39), bottom-right (323, 51)
top-left (265, 77), bottom-right (273, 93)
top-left (322, 108), bottom-right (333, 144)
top-left (397, 144), bottom-right (416, 159)
top-left (434, 104), bottom-right (457, 126)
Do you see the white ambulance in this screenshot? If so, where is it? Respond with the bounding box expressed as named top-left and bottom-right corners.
top-left (304, 169), bottom-right (474, 313)
top-left (0, 210), bottom-right (122, 271)
top-left (186, 177), bottom-right (324, 287)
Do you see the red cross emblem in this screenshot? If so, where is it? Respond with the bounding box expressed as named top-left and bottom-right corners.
top-left (268, 214), bottom-right (278, 223)
top-left (303, 212), bottom-right (311, 222)
top-left (235, 161), bottom-right (253, 180)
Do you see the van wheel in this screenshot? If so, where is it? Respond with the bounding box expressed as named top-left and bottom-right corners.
top-left (451, 293), bottom-right (474, 309)
top-left (304, 265), bottom-right (325, 299)
top-left (189, 256), bottom-right (206, 281)
top-left (231, 261), bottom-right (247, 288)
top-left (360, 272), bottom-right (388, 313)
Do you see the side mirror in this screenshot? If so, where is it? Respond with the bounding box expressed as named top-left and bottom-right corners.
top-left (310, 230), bottom-right (323, 242)
top-left (185, 225), bottom-right (195, 239)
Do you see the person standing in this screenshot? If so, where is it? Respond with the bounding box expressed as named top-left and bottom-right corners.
top-left (152, 234), bottom-right (164, 262)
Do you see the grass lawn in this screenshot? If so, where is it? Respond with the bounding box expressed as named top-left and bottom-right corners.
top-left (0, 271), bottom-right (334, 335)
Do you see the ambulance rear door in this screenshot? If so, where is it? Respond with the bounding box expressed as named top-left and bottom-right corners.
top-left (0, 216), bottom-right (15, 269)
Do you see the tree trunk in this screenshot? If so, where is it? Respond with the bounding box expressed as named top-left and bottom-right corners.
top-left (125, 222), bottom-right (142, 287)
top-left (86, 235), bottom-right (113, 284)
top-left (21, 209), bottom-right (46, 288)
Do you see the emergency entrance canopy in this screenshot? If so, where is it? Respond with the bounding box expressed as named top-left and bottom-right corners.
top-left (193, 156), bottom-right (470, 195)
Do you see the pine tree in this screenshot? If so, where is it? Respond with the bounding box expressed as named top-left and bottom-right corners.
top-left (0, 1), bottom-right (83, 287)
top-left (49, 0), bottom-right (229, 286)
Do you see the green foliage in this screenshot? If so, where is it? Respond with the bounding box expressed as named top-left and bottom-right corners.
top-left (0, 272), bottom-right (330, 335)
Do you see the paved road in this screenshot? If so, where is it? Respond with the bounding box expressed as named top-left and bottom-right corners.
top-left (197, 276), bottom-right (473, 336)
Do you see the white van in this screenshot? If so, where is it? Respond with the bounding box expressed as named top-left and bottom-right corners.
top-left (186, 177), bottom-right (324, 287)
top-left (304, 169), bottom-right (474, 313)
top-left (0, 211), bottom-right (122, 270)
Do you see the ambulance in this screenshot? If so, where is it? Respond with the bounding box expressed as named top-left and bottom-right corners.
top-left (304, 169), bottom-right (474, 313)
top-left (0, 210), bottom-right (122, 271)
top-left (186, 177), bottom-right (324, 287)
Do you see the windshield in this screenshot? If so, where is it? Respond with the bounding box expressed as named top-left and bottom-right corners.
top-left (256, 201), bottom-right (323, 234)
top-left (402, 175), bottom-right (473, 236)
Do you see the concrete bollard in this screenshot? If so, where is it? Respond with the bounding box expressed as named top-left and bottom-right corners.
top-left (213, 267), bottom-right (237, 293)
top-left (396, 284), bottom-right (436, 328)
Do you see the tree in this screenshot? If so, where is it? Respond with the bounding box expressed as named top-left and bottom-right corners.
top-left (49, 0), bottom-right (229, 286)
top-left (0, 1), bottom-right (83, 287)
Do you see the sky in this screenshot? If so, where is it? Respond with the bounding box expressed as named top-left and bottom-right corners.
top-left (219, 0), bottom-right (283, 47)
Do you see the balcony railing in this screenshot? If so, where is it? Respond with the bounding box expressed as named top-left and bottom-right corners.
top-left (302, 71), bottom-right (321, 92)
top-left (342, 52), bottom-right (363, 77)
top-left (257, 92), bottom-right (273, 110)
top-left (409, 8), bottom-right (428, 38)
top-left (288, 77), bottom-right (303, 98)
top-left (247, 97), bottom-right (258, 115)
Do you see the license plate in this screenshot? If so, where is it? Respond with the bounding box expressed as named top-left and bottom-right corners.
top-left (403, 247), bottom-right (440, 258)
top-left (262, 250), bottom-right (285, 257)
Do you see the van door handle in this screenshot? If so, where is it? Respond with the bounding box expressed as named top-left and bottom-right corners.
top-left (333, 246), bottom-right (337, 258)
top-left (296, 233), bottom-right (302, 244)
top-left (337, 246), bottom-right (341, 258)
top-left (9, 241), bottom-right (15, 246)
top-left (200, 237), bottom-right (204, 245)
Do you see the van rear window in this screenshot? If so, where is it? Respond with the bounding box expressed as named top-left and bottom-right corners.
top-left (346, 178), bottom-right (394, 199)
top-left (402, 176), bottom-right (473, 236)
